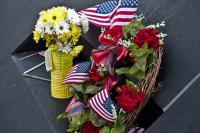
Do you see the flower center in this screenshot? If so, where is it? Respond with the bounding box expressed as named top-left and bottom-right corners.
top-left (52, 16), bottom-right (57, 20)
top-left (59, 26), bottom-right (64, 30)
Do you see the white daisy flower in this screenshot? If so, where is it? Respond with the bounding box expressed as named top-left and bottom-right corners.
top-left (67, 9), bottom-right (81, 25)
top-left (62, 45), bottom-right (72, 53)
top-left (35, 20), bottom-right (45, 35)
top-left (80, 14), bottom-right (89, 33)
top-left (56, 41), bottom-right (72, 53)
top-left (56, 41), bottom-right (63, 52)
top-left (45, 23), bottom-right (54, 35)
top-left (54, 21), bottom-right (69, 35)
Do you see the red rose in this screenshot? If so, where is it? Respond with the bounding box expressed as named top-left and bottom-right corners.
top-left (115, 85), bottom-right (144, 113)
top-left (134, 28), bottom-right (159, 50)
top-left (89, 66), bottom-right (103, 84)
top-left (146, 35), bottom-right (159, 50)
top-left (82, 121), bottom-right (100, 133)
top-left (99, 29), bottom-right (122, 46)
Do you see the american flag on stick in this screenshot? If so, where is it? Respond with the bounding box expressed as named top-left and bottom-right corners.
top-left (63, 61), bottom-right (92, 84)
top-left (79, 0), bottom-right (140, 30)
top-left (88, 89), bottom-right (120, 122)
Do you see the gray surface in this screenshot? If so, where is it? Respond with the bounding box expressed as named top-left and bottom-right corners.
top-left (146, 76), bottom-right (200, 133)
top-left (1, 0), bottom-right (200, 132)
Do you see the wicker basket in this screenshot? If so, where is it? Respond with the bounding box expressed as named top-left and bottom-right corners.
top-left (51, 51), bottom-right (73, 99)
top-left (126, 46), bottom-right (164, 130)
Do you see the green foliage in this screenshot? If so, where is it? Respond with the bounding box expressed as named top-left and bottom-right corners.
top-left (123, 19), bottom-right (145, 39)
top-left (56, 111), bottom-right (68, 121)
top-left (67, 110), bottom-right (91, 132)
top-left (125, 79), bottom-right (139, 91)
top-left (67, 115), bottom-right (82, 132)
top-left (70, 84), bottom-right (101, 103)
top-left (115, 111), bottom-right (127, 126)
top-left (89, 110), bottom-right (107, 127)
top-left (116, 44), bottom-right (155, 80)
top-left (111, 124), bottom-right (126, 133)
top-left (100, 126), bottom-right (111, 133)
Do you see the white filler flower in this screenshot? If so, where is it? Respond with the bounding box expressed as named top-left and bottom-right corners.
top-left (80, 14), bottom-right (89, 33)
top-left (67, 9), bottom-right (81, 25)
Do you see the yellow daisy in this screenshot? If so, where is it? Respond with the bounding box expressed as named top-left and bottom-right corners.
top-left (48, 44), bottom-right (58, 51)
top-left (70, 24), bottom-right (81, 45)
top-left (47, 7), bottom-right (67, 24)
top-left (39, 10), bottom-right (48, 24)
top-left (33, 31), bottom-right (40, 43)
top-left (70, 45), bottom-right (83, 57)
top-left (58, 32), bottom-right (71, 42)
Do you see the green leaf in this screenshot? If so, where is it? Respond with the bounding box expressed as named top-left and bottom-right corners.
top-left (84, 85), bottom-right (101, 94)
top-left (111, 124), bottom-right (126, 133)
top-left (67, 115), bottom-right (82, 132)
top-left (71, 84), bottom-right (84, 93)
top-left (116, 65), bottom-right (145, 80)
top-left (122, 20), bottom-right (145, 39)
top-left (130, 46), bottom-right (152, 59)
top-left (100, 126), bottom-right (111, 133)
top-left (56, 111), bottom-right (68, 121)
top-left (125, 79), bottom-right (139, 91)
top-left (115, 112), bottom-right (127, 125)
top-left (89, 110), bottom-right (107, 127)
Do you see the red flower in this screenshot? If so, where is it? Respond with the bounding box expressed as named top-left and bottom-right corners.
top-left (134, 28), bottom-right (159, 50)
top-left (115, 85), bottom-right (144, 113)
top-left (82, 121), bottom-right (100, 133)
top-left (99, 29), bottom-right (122, 46)
top-left (89, 66), bottom-right (103, 84)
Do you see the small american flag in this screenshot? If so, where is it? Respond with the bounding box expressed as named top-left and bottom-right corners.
top-left (63, 61), bottom-right (92, 84)
top-left (66, 97), bottom-right (87, 117)
top-left (79, 0), bottom-right (140, 30)
top-left (88, 89), bottom-right (120, 122)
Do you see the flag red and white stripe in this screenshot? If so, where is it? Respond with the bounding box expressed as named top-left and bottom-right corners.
top-left (88, 89), bottom-right (120, 122)
top-left (63, 61), bottom-right (92, 84)
top-left (79, 0), bottom-right (122, 29)
top-left (79, 0), bottom-right (140, 30)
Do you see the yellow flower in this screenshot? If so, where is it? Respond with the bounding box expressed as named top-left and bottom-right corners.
top-left (48, 44), bottom-right (58, 51)
top-left (47, 7), bottom-right (67, 24)
top-left (43, 34), bottom-right (55, 47)
top-left (39, 10), bottom-right (48, 24)
top-left (70, 24), bottom-right (81, 45)
top-left (70, 45), bottom-right (83, 57)
top-left (58, 32), bottom-right (71, 42)
top-left (33, 31), bottom-right (40, 43)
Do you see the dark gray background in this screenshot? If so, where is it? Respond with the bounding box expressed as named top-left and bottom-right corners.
top-left (0, 0), bottom-right (200, 133)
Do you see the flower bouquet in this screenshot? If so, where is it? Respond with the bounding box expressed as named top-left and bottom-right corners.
top-left (57, 15), bottom-right (166, 132)
top-left (33, 6), bottom-right (89, 99)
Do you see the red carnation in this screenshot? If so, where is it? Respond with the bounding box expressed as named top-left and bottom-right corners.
top-left (99, 29), bottom-right (122, 46)
top-left (89, 66), bottom-right (103, 84)
top-left (82, 121), bottom-right (100, 133)
top-left (115, 85), bottom-right (144, 113)
top-left (134, 28), bottom-right (159, 50)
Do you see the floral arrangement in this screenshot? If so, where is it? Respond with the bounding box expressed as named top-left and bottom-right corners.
top-left (33, 6), bottom-right (89, 56)
top-left (57, 15), bottom-right (166, 132)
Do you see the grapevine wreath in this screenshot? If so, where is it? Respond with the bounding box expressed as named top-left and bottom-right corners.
top-left (57, 15), bottom-right (167, 133)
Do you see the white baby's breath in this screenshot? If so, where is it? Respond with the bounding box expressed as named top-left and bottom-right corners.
top-left (80, 14), bottom-right (89, 33)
